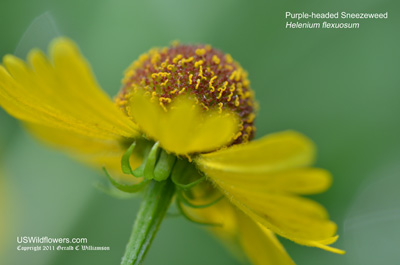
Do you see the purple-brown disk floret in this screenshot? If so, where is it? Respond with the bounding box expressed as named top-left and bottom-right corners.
top-left (116, 43), bottom-right (256, 145)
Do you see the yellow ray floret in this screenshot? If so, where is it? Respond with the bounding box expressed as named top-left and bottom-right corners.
top-left (199, 167), bottom-right (332, 195)
top-left (26, 123), bottom-right (142, 182)
top-left (229, 190), bottom-right (337, 241)
top-left (183, 185), bottom-right (298, 265)
top-left (0, 38), bottom-right (139, 141)
top-left (237, 212), bottom-right (296, 265)
top-left (195, 131), bottom-right (315, 174)
top-left (128, 92), bottom-right (240, 155)
top-left (195, 131), bottom-right (344, 253)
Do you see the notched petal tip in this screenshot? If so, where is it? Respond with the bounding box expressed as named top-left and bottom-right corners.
top-left (193, 130), bottom-right (343, 254)
top-left (0, 36), bottom-right (140, 141)
top-left (2, 54), bottom-right (29, 80)
top-left (297, 235), bottom-right (346, 255)
top-left (49, 37), bottom-right (78, 55)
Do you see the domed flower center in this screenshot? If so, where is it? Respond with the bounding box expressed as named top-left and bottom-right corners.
top-left (116, 43), bottom-right (256, 144)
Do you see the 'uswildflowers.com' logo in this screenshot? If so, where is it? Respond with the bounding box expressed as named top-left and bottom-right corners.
top-left (16, 236), bottom-right (87, 244)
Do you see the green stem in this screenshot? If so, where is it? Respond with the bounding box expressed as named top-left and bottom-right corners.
top-left (120, 179), bottom-right (175, 265)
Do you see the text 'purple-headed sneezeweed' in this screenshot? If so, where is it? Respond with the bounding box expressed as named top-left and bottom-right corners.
top-left (0, 38), bottom-right (345, 265)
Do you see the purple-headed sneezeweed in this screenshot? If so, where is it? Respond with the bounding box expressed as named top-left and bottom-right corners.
top-left (0, 38), bottom-right (344, 265)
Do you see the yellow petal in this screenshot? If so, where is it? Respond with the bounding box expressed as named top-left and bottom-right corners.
top-left (181, 195), bottom-right (246, 261)
top-left (183, 197), bottom-right (238, 241)
top-left (295, 235), bottom-right (346, 255)
top-left (237, 211), bottom-right (295, 265)
top-left (211, 175), bottom-right (338, 245)
top-left (26, 123), bottom-right (142, 182)
top-left (128, 92), bottom-right (239, 155)
top-left (178, 179), bottom-right (245, 259)
top-left (196, 167), bottom-right (332, 195)
top-left (0, 37), bottom-right (139, 141)
top-left (195, 131), bottom-right (315, 174)
top-left (194, 131), bottom-right (341, 250)
top-left (185, 189), bottom-right (297, 264)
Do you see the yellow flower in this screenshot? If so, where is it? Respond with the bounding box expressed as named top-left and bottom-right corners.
top-left (0, 38), bottom-right (344, 264)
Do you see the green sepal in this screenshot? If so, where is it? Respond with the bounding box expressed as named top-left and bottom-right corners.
top-left (144, 142), bottom-right (160, 180)
top-left (93, 182), bottom-right (138, 199)
top-left (132, 142), bottom-right (153, 178)
top-left (132, 162), bottom-right (145, 178)
top-left (154, 149), bottom-right (176, 181)
top-left (171, 159), bottom-right (205, 190)
top-left (103, 167), bottom-right (149, 193)
top-left (121, 141), bottom-right (137, 175)
top-left (175, 198), bottom-right (222, 227)
top-left (177, 190), bottom-right (224, 209)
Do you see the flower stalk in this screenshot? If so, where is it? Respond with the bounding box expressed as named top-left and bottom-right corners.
top-left (120, 179), bottom-right (175, 265)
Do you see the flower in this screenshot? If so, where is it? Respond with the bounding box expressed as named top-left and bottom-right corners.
top-left (0, 38), bottom-right (344, 264)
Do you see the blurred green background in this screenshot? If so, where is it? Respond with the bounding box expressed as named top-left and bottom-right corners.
top-left (1, 0), bottom-right (399, 264)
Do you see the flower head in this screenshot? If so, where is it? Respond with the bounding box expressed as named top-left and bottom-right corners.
top-left (0, 38), bottom-right (344, 264)
top-left (117, 43), bottom-right (256, 146)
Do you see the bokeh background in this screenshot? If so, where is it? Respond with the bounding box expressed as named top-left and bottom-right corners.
top-left (1, 0), bottom-right (399, 264)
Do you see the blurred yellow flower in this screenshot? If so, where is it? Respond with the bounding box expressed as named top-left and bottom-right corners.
top-left (0, 38), bottom-right (344, 264)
